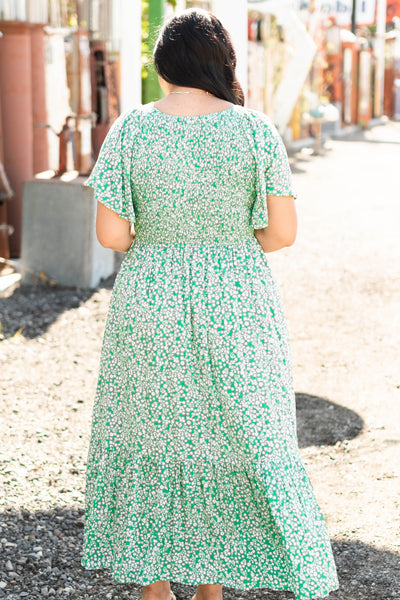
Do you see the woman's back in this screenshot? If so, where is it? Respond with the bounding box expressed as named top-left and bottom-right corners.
top-left (90, 103), bottom-right (296, 245)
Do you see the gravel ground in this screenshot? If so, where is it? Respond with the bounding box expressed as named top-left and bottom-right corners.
top-left (1, 122), bottom-right (399, 599)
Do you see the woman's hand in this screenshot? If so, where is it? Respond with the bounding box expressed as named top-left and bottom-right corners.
top-left (254, 195), bottom-right (297, 253)
top-left (96, 201), bottom-right (135, 252)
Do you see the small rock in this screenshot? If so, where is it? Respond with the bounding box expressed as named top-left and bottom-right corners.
top-left (0, 581), bottom-right (7, 589)
top-left (20, 593), bottom-right (29, 597)
top-left (5, 559), bottom-right (13, 570)
top-left (27, 552), bottom-right (40, 561)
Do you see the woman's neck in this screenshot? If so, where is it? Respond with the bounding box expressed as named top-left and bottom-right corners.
top-left (153, 86), bottom-right (233, 117)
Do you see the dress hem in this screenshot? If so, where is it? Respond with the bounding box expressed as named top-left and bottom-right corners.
top-left (80, 558), bottom-right (339, 600)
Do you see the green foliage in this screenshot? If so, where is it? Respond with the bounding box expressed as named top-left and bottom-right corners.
top-left (142, 2), bottom-right (177, 101)
top-left (142, 0), bottom-right (151, 81)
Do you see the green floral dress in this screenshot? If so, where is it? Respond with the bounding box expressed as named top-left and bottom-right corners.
top-left (81, 103), bottom-right (339, 599)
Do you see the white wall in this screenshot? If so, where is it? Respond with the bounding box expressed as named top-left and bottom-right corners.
top-left (211, 0), bottom-right (248, 101)
top-left (119, 0), bottom-right (142, 111)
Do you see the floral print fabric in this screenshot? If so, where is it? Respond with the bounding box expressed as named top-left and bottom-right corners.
top-left (81, 103), bottom-right (339, 599)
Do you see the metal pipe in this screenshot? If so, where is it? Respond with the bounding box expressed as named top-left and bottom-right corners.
top-left (351, 0), bottom-right (357, 34)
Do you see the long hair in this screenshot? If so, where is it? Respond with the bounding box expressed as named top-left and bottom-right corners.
top-left (153, 8), bottom-right (245, 106)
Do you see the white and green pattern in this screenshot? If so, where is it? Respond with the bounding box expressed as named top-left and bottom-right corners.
top-left (81, 103), bottom-right (339, 599)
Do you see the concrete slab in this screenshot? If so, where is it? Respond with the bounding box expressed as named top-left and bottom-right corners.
top-left (20, 177), bottom-right (115, 288)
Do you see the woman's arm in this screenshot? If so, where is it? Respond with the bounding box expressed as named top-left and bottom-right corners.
top-left (96, 201), bottom-right (135, 252)
top-left (254, 195), bottom-right (297, 253)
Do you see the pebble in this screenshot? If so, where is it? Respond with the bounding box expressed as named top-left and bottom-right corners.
top-left (27, 552), bottom-right (40, 561)
top-left (5, 559), bottom-right (13, 570)
top-left (0, 581), bottom-right (7, 589)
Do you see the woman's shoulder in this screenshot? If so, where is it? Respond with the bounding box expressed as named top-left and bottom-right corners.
top-left (232, 105), bottom-right (280, 137)
top-left (232, 105), bottom-right (274, 125)
top-left (106, 104), bottom-right (152, 143)
top-left (232, 105), bottom-right (282, 146)
top-left (112, 104), bottom-right (146, 128)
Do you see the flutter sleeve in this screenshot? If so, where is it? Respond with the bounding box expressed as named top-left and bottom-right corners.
top-left (250, 114), bottom-right (297, 230)
top-left (84, 109), bottom-right (137, 224)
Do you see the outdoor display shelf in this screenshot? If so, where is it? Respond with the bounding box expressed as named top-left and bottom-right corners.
top-left (20, 175), bottom-right (114, 288)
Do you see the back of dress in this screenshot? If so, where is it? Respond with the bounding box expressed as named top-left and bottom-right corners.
top-left (86, 103), bottom-right (296, 244)
top-left (82, 103), bottom-right (339, 600)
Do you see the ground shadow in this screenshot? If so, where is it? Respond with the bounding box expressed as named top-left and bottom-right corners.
top-left (0, 252), bottom-right (125, 340)
top-left (295, 393), bottom-right (364, 448)
top-left (0, 507), bottom-right (398, 600)
top-left (286, 154), bottom-right (315, 175)
top-left (330, 128), bottom-right (400, 145)
top-left (287, 121), bottom-right (400, 174)
top-left (0, 271), bottom-right (117, 340)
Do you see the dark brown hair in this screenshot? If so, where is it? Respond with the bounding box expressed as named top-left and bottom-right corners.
top-left (153, 8), bottom-right (245, 106)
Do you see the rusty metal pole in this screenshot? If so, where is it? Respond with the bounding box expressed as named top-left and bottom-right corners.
top-left (0, 21), bottom-right (34, 258)
top-left (0, 31), bottom-right (13, 269)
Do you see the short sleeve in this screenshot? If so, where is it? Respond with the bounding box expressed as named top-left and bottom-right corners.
top-left (84, 109), bottom-right (137, 224)
top-left (265, 124), bottom-right (297, 199)
top-left (250, 114), bottom-right (297, 230)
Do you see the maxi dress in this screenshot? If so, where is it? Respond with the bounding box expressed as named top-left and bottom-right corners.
top-left (81, 103), bottom-right (339, 600)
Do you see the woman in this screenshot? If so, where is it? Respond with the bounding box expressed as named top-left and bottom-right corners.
top-left (81, 8), bottom-right (339, 600)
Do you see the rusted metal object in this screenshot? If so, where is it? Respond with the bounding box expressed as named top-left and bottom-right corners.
top-left (0, 78), bottom-right (14, 271)
top-left (57, 118), bottom-right (73, 175)
top-left (36, 113), bottom-right (95, 175)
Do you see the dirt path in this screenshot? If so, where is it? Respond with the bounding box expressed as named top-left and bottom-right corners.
top-left (0, 122), bottom-right (399, 599)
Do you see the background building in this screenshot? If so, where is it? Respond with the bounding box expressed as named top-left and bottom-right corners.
top-left (0, 0), bottom-right (399, 263)
top-left (0, 0), bottom-right (141, 257)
